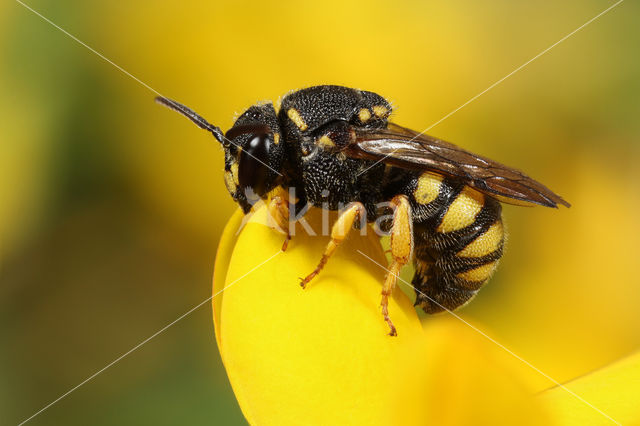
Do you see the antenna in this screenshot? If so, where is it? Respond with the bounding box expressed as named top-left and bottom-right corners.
top-left (155, 97), bottom-right (225, 144)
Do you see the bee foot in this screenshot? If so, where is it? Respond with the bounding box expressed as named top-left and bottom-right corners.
top-left (299, 271), bottom-right (317, 289)
top-left (386, 322), bottom-right (397, 337)
top-left (281, 235), bottom-right (291, 252)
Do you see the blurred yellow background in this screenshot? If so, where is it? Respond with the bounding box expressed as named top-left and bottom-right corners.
top-left (1, 0), bottom-right (638, 424)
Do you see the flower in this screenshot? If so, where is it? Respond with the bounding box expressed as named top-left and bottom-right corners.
top-left (538, 351), bottom-right (640, 425)
top-left (212, 205), bottom-right (639, 425)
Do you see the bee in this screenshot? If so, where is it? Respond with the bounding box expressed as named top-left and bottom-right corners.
top-left (156, 85), bottom-right (569, 336)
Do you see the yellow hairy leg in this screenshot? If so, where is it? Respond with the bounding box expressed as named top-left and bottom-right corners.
top-left (266, 187), bottom-right (291, 251)
top-left (300, 202), bottom-right (366, 288)
top-left (381, 195), bottom-right (414, 336)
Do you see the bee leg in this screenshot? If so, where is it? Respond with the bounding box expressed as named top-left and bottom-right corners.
top-left (281, 234), bottom-right (292, 252)
top-left (266, 195), bottom-right (291, 251)
top-left (381, 195), bottom-right (413, 336)
top-left (300, 202), bottom-right (366, 288)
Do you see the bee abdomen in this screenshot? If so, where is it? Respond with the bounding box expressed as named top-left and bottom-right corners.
top-left (411, 183), bottom-right (505, 314)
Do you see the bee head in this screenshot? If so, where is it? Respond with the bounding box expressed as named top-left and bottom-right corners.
top-left (155, 97), bottom-right (284, 213)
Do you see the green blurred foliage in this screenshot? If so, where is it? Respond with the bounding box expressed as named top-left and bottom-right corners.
top-left (1, 0), bottom-right (639, 424)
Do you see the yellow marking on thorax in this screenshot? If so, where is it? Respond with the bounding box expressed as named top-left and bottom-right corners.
top-left (457, 261), bottom-right (498, 282)
top-left (287, 108), bottom-right (308, 131)
top-left (413, 173), bottom-right (443, 205)
top-left (437, 186), bottom-right (484, 233)
top-left (358, 108), bottom-right (371, 122)
top-left (273, 133), bottom-right (281, 145)
top-left (317, 135), bottom-right (335, 148)
top-left (458, 220), bottom-right (504, 258)
top-left (372, 105), bottom-right (389, 118)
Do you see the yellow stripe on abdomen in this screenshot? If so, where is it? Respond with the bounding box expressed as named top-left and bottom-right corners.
top-left (287, 108), bottom-right (308, 131)
top-left (456, 261), bottom-right (498, 282)
top-left (413, 173), bottom-right (443, 205)
top-left (437, 186), bottom-right (484, 233)
top-left (457, 220), bottom-right (504, 258)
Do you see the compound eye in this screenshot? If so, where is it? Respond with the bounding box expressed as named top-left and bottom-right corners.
top-left (238, 133), bottom-right (271, 195)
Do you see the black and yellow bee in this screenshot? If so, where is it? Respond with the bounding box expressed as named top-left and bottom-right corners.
top-left (156, 85), bottom-right (569, 336)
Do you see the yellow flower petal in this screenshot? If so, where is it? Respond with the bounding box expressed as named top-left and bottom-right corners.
top-left (212, 207), bottom-right (245, 347)
top-left (213, 206), bottom-right (547, 425)
top-left (539, 351), bottom-right (640, 425)
top-left (214, 207), bottom-right (422, 424)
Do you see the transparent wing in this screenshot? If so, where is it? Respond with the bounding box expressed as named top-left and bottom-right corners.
top-left (348, 123), bottom-right (570, 208)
